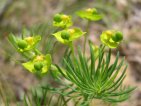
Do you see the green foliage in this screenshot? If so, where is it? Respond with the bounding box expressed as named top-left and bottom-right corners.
top-left (21, 87), bottom-right (70, 106)
top-left (56, 43), bottom-right (135, 105)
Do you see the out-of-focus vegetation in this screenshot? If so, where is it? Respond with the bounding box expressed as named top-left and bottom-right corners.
top-left (0, 0), bottom-right (141, 106)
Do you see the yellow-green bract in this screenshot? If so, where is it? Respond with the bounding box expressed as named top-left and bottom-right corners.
top-left (100, 30), bottom-right (123, 48)
top-left (22, 54), bottom-right (52, 74)
top-left (53, 14), bottom-right (73, 28)
top-left (53, 28), bottom-right (86, 45)
top-left (76, 8), bottom-right (102, 21)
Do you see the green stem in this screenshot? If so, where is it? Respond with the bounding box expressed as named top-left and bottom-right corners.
top-left (34, 48), bottom-right (42, 55)
top-left (69, 42), bottom-right (75, 59)
top-left (81, 96), bottom-right (89, 106)
top-left (84, 20), bottom-right (91, 54)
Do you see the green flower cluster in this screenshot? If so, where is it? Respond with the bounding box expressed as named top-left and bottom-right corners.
top-left (76, 8), bottom-right (102, 21)
top-left (16, 36), bottom-right (41, 52)
top-left (53, 14), bottom-right (72, 28)
top-left (53, 13), bottom-right (86, 46)
top-left (53, 28), bottom-right (86, 45)
top-left (100, 30), bottom-right (123, 48)
top-left (8, 34), bottom-right (52, 75)
top-left (22, 54), bottom-right (51, 74)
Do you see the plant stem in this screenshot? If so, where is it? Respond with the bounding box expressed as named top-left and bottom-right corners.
top-left (69, 42), bottom-right (75, 59)
top-left (84, 20), bottom-right (91, 54)
top-left (34, 48), bottom-right (42, 55)
top-left (81, 96), bottom-right (89, 106)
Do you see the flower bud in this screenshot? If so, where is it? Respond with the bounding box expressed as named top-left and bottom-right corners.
top-left (61, 31), bottom-right (70, 40)
top-left (17, 39), bottom-right (28, 49)
top-left (54, 14), bottom-right (62, 22)
top-left (112, 31), bottom-right (123, 42)
top-left (34, 62), bottom-right (43, 71)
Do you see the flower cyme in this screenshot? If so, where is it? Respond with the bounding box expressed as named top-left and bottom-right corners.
top-left (76, 8), bottom-right (102, 21)
top-left (53, 14), bottom-right (72, 28)
top-left (22, 54), bottom-right (52, 74)
top-left (100, 30), bottom-right (123, 48)
top-left (53, 28), bottom-right (86, 45)
top-left (16, 36), bottom-right (41, 52)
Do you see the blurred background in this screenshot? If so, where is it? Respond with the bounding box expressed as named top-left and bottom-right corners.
top-left (0, 0), bottom-right (141, 106)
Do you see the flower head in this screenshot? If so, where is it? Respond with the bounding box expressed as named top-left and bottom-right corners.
top-left (22, 54), bottom-right (52, 74)
top-left (100, 30), bottom-right (123, 48)
top-left (53, 28), bottom-right (86, 45)
top-left (53, 14), bottom-right (72, 28)
top-left (76, 8), bottom-right (102, 21)
top-left (16, 36), bottom-right (41, 52)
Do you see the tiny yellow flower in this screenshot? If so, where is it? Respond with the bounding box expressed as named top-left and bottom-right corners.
top-left (35, 55), bottom-right (44, 61)
top-left (68, 29), bottom-right (75, 34)
top-left (25, 37), bottom-right (34, 45)
top-left (62, 15), bottom-right (69, 20)
top-left (86, 8), bottom-right (94, 13)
